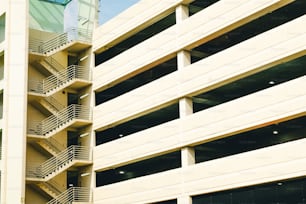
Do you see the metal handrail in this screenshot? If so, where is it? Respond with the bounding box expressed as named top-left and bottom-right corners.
top-left (27, 104), bottom-right (92, 136)
top-left (26, 145), bottom-right (91, 179)
top-left (47, 187), bottom-right (91, 204)
top-left (28, 65), bottom-right (90, 94)
top-left (28, 79), bottom-right (44, 93)
top-left (29, 27), bottom-right (92, 54)
top-left (29, 38), bottom-right (44, 53)
top-left (38, 28), bottom-right (92, 54)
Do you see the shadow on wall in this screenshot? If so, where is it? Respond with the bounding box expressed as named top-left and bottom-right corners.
top-left (29, 0), bottom-right (64, 33)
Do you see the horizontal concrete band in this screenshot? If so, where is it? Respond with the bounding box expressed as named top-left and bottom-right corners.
top-left (93, 15), bottom-right (306, 130)
top-left (93, 0), bottom-right (186, 53)
top-left (93, 0), bottom-right (293, 91)
top-left (94, 76), bottom-right (306, 171)
top-left (94, 139), bottom-right (306, 203)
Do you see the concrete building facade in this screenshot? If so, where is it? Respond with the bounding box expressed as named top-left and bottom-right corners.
top-left (0, 0), bottom-right (305, 203)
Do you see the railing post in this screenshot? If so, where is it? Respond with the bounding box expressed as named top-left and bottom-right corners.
top-left (73, 104), bottom-right (76, 119)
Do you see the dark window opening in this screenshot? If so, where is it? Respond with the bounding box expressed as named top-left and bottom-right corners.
top-left (193, 54), bottom-right (306, 113)
top-left (193, 177), bottom-right (306, 204)
top-left (67, 131), bottom-right (79, 146)
top-left (67, 171), bottom-right (79, 188)
top-left (152, 200), bottom-right (177, 204)
top-left (96, 151), bottom-right (181, 186)
top-left (68, 93), bottom-right (79, 106)
top-left (95, 57), bottom-right (177, 105)
top-left (96, 103), bottom-right (179, 145)
top-left (189, 0), bottom-right (220, 16)
top-left (95, 12), bottom-right (176, 66)
top-left (190, 0), bottom-right (306, 63)
top-left (195, 116), bottom-right (306, 163)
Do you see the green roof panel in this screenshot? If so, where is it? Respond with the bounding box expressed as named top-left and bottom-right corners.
top-left (39, 0), bottom-right (72, 6)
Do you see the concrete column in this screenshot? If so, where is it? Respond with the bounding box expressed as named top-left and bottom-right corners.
top-left (177, 21), bottom-right (194, 168)
top-left (177, 50), bottom-right (191, 71)
top-left (176, 4), bottom-right (189, 24)
top-left (177, 7), bottom-right (193, 201)
top-left (181, 146), bottom-right (195, 167)
top-left (89, 49), bottom-right (96, 195)
top-left (1, 0), bottom-right (28, 203)
top-left (178, 195), bottom-right (192, 204)
top-left (179, 97), bottom-right (193, 118)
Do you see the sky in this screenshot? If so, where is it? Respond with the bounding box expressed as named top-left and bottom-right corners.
top-left (98, 0), bottom-right (140, 25)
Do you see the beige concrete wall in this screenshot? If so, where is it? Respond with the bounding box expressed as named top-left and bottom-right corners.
top-left (53, 51), bottom-right (69, 69)
top-left (29, 28), bottom-right (58, 42)
top-left (26, 145), bottom-right (48, 164)
top-left (25, 187), bottom-right (49, 204)
top-left (27, 104), bottom-right (46, 123)
top-left (28, 64), bottom-right (45, 81)
top-left (93, 0), bottom-right (292, 92)
top-left (93, 15), bottom-right (306, 131)
top-left (94, 139), bottom-right (306, 203)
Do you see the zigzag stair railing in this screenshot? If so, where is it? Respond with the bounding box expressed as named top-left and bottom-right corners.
top-left (39, 137), bottom-right (66, 155)
top-left (47, 187), bottom-right (91, 204)
top-left (28, 64), bottom-right (90, 95)
top-left (39, 28), bottom-right (92, 54)
top-left (44, 96), bottom-right (65, 113)
top-left (29, 27), bottom-right (92, 54)
top-left (26, 145), bottom-right (91, 180)
top-left (42, 56), bottom-right (65, 73)
top-left (38, 179), bottom-right (65, 197)
top-left (27, 104), bottom-right (91, 136)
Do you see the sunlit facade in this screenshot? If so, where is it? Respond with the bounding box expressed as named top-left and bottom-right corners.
top-left (0, 0), bottom-right (306, 203)
top-left (1, 0), bottom-right (95, 203)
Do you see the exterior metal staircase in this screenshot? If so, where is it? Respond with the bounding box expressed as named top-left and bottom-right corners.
top-left (28, 64), bottom-right (91, 96)
top-left (31, 96), bottom-right (65, 116)
top-left (36, 137), bottom-right (66, 156)
top-left (26, 145), bottom-right (91, 181)
top-left (27, 27), bottom-right (92, 203)
top-left (47, 187), bottom-right (91, 204)
top-left (36, 180), bottom-right (65, 198)
top-left (29, 27), bottom-right (92, 55)
top-left (40, 96), bottom-right (65, 115)
top-left (28, 104), bottom-right (92, 137)
top-left (33, 56), bottom-right (65, 76)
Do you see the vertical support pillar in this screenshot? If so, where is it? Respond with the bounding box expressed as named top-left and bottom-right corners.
top-left (179, 97), bottom-right (193, 118)
top-left (178, 195), bottom-right (192, 204)
top-left (177, 5), bottom-right (194, 168)
top-left (177, 6), bottom-right (193, 203)
top-left (1, 0), bottom-right (28, 203)
top-left (89, 49), bottom-right (96, 201)
top-left (176, 4), bottom-right (189, 24)
top-left (181, 146), bottom-right (195, 167)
